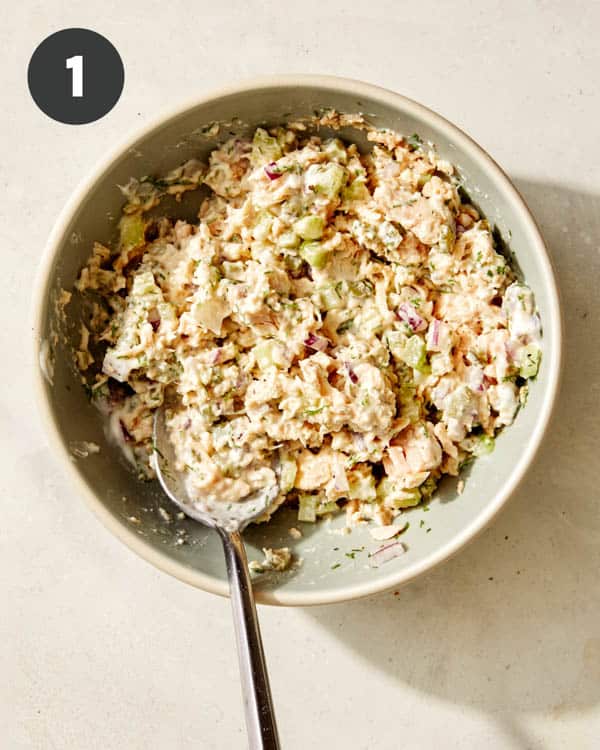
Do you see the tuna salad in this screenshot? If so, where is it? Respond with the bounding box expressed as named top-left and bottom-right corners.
top-left (73, 115), bottom-right (542, 528)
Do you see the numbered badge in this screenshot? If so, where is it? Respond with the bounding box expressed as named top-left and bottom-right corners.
top-left (28, 28), bottom-right (124, 125)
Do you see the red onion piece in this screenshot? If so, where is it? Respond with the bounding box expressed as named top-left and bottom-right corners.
top-left (264, 162), bottom-right (284, 180)
top-left (148, 309), bottom-right (161, 332)
top-left (432, 319), bottom-right (440, 347)
top-left (211, 348), bottom-right (222, 364)
top-left (397, 302), bottom-right (426, 332)
top-left (368, 540), bottom-right (406, 568)
top-left (344, 362), bottom-right (359, 384)
top-left (305, 333), bottom-right (329, 351)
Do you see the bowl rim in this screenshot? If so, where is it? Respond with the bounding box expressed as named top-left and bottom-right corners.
top-left (31, 74), bottom-right (563, 606)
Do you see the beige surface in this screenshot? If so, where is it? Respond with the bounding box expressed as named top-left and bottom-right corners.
top-left (3, 1), bottom-right (599, 748)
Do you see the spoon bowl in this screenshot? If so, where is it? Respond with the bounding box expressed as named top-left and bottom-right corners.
top-left (152, 406), bottom-right (280, 532)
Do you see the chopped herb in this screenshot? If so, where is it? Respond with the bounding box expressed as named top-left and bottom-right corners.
top-left (406, 133), bottom-right (423, 151)
top-left (331, 563), bottom-right (341, 570)
top-left (336, 318), bottom-right (354, 334)
top-left (304, 405), bottom-right (326, 416)
top-left (349, 279), bottom-right (374, 296)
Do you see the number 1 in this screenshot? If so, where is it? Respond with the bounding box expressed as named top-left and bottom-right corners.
top-left (66, 55), bottom-right (83, 97)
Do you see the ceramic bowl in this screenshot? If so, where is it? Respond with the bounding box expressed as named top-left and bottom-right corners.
top-left (32, 76), bottom-right (561, 605)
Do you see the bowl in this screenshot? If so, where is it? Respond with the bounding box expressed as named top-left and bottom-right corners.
top-left (32, 75), bottom-right (562, 606)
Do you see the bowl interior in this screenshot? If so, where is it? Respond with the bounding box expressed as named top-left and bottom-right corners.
top-left (35, 79), bottom-right (559, 604)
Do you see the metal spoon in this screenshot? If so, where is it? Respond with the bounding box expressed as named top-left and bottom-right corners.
top-left (153, 407), bottom-right (281, 750)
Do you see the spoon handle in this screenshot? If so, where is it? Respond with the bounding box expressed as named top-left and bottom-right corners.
top-left (220, 529), bottom-right (281, 750)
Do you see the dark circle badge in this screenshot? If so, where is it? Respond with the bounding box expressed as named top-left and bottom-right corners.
top-left (27, 28), bottom-right (124, 125)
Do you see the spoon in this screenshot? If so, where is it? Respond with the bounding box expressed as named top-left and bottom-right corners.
top-left (152, 407), bottom-right (281, 750)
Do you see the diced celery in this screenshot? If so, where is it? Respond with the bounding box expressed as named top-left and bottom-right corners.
top-left (132, 270), bottom-right (159, 296)
top-left (419, 475), bottom-right (438, 502)
top-left (439, 224), bottom-right (455, 253)
top-left (252, 212), bottom-right (273, 241)
top-left (347, 467), bottom-right (377, 501)
top-left (519, 344), bottom-right (541, 378)
top-left (277, 231), bottom-right (300, 249)
top-left (284, 252), bottom-right (305, 275)
top-left (343, 180), bottom-right (370, 201)
top-left (323, 138), bottom-right (348, 164)
top-left (417, 172), bottom-right (433, 190)
top-left (299, 241), bottom-right (331, 269)
top-left (399, 335), bottom-right (428, 372)
top-left (306, 162), bottom-right (347, 198)
top-left (377, 477), bottom-right (422, 508)
top-left (279, 452), bottom-right (297, 493)
top-left (397, 379), bottom-right (420, 423)
top-left (293, 215), bottom-right (324, 240)
top-left (349, 279), bottom-right (374, 297)
top-left (316, 285), bottom-right (343, 310)
top-left (470, 435), bottom-right (495, 457)
top-left (253, 340), bottom-right (286, 370)
top-left (251, 128), bottom-right (282, 165)
top-left (386, 330), bottom-right (409, 359)
top-left (271, 126), bottom-right (291, 151)
top-left (298, 494), bottom-right (317, 522)
top-left (119, 213), bottom-right (145, 253)
top-left (404, 336), bottom-right (427, 371)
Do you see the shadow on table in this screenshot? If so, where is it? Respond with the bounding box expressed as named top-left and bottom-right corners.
top-left (304, 180), bottom-right (600, 741)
